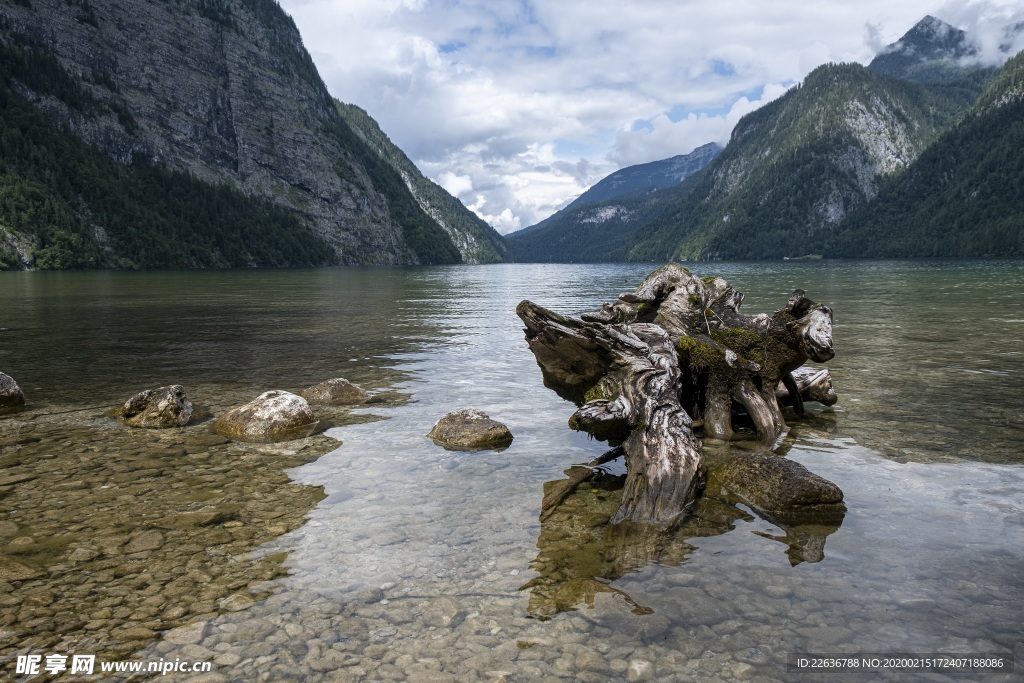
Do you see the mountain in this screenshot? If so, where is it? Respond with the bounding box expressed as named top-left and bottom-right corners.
top-left (627, 61), bottom-right (990, 261)
top-left (869, 15), bottom-right (1024, 85)
top-left (514, 15), bottom-right (1021, 264)
top-left (868, 15), bottom-right (980, 84)
top-left (506, 143), bottom-right (722, 262)
top-left (0, 0), bottom-right (494, 269)
top-left (583, 143), bottom-right (724, 201)
top-left (824, 50), bottom-right (1024, 257)
top-left (336, 102), bottom-right (508, 264)
top-left (515, 142), bottom-right (722, 238)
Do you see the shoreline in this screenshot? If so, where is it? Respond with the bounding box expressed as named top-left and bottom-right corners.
top-left (0, 392), bottom-right (351, 671)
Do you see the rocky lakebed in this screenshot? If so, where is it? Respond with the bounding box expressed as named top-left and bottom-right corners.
top-left (0, 377), bottom-right (405, 680)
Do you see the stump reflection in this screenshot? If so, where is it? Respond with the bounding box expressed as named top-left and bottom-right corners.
top-left (521, 446), bottom-right (845, 618)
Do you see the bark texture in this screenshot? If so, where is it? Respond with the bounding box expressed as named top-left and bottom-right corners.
top-left (517, 263), bottom-right (836, 525)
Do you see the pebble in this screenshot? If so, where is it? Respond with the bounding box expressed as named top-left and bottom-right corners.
top-left (165, 622), bottom-right (208, 645)
top-left (422, 597), bottom-right (464, 629)
top-left (124, 530), bottom-right (165, 553)
top-left (626, 659), bottom-right (656, 682)
top-left (3, 367), bottom-right (1022, 683)
top-left (0, 399), bottom-right (339, 667)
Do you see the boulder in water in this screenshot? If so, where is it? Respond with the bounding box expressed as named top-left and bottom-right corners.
top-left (118, 385), bottom-right (193, 428)
top-left (704, 451), bottom-right (844, 522)
top-left (300, 378), bottom-right (369, 405)
top-left (427, 409), bottom-right (513, 452)
top-left (214, 390), bottom-right (319, 443)
top-left (0, 372), bottom-right (25, 416)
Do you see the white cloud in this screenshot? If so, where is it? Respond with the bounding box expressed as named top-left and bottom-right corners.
top-left (279, 0), bottom-right (1024, 234)
top-left (937, 0), bottom-right (1024, 64)
top-left (422, 142), bottom-right (599, 229)
top-left (437, 171), bottom-right (473, 197)
top-left (610, 83), bottom-right (794, 168)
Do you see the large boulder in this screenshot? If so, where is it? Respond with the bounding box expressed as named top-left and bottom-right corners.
top-left (704, 452), bottom-right (844, 521)
top-left (427, 409), bottom-right (513, 452)
top-left (0, 372), bottom-right (25, 416)
top-left (214, 390), bottom-right (319, 443)
top-left (118, 385), bottom-right (193, 428)
top-left (300, 378), bottom-right (369, 405)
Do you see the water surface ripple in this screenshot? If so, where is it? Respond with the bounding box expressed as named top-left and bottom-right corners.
top-left (1, 261), bottom-right (1022, 682)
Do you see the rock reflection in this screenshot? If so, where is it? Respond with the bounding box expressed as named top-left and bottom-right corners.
top-left (750, 514), bottom-right (844, 565)
top-left (523, 447), bottom-right (846, 617)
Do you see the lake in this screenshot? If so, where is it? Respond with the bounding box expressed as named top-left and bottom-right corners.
top-left (1, 261), bottom-right (1022, 682)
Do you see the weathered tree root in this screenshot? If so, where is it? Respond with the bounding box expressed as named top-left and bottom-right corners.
top-left (776, 365), bottom-right (837, 410)
top-left (518, 302), bottom-right (703, 525)
top-left (540, 446), bottom-right (624, 521)
top-left (517, 263), bottom-right (836, 525)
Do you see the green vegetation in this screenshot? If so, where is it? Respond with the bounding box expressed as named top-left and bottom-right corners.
top-left (336, 101), bottom-right (506, 264)
top-left (583, 382), bottom-right (613, 403)
top-left (971, 50), bottom-right (1024, 113)
top-left (710, 327), bottom-right (764, 363)
top-left (626, 62), bottom-right (991, 262)
top-left (0, 32), bottom-right (335, 269)
top-left (825, 53), bottom-right (1024, 258)
top-left (676, 335), bottom-right (725, 374)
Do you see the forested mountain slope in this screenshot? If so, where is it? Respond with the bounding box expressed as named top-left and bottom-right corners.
top-left (823, 50), bottom-right (1024, 257)
top-left (0, 0), bottom-right (488, 269)
top-left (626, 61), bottom-right (989, 261)
top-left (508, 15), bottom-right (1016, 264)
top-left (507, 143), bottom-right (721, 262)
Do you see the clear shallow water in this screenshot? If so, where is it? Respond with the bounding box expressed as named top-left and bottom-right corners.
top-left (2, 261), bottom-right (1023, 682)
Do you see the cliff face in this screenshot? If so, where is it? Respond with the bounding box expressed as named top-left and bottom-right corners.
top-left (626, 62), bottom-right (990, 261)
top-left (0, 0), bottom-right (483, 267)
top-left (827, 50), bottom-right (1024, 258)
top-left (336, 102), bottom-right (509, 265)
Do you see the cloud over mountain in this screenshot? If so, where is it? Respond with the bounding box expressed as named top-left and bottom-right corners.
top-left (281, 0), bottom-right (1024, 232)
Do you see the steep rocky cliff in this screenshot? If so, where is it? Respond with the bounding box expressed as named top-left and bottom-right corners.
top-left (0, 0), bottom-right (489, 268)
top-left (627, 61), bottom-right (990, 261)
top-left (336, 102), bottom-right (508, 265)
top-left (826, 50), bottom-right (1024, 257)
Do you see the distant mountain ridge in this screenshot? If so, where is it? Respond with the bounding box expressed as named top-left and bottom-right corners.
top-left (515, 142), bottom-right (722, 238)
top-left (562, 143), bottom-right (722, 213)
top-left (507, 143), bottom-right (722, 261)
top-left (869, 14), bottom-right (1024, 84)
top-left (510, 14), bottom-right (1021, 263)
top-left (868, 15), bottom-right (979, 83)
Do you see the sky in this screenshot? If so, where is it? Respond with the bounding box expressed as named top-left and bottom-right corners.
top-left (278, 0), bottom-right (1024, 234)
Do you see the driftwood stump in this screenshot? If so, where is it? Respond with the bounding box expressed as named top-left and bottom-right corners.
top-left (516, 263), bottom-right (835, 526)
